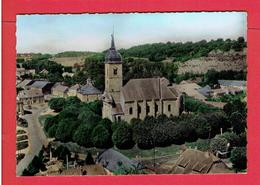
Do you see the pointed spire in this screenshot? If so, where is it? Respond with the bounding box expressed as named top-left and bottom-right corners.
top-left (111, 33), bottom-right (115, 49)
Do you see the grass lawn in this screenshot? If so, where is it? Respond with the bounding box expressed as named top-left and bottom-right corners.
top-left (115, 144), bottom-right (181, 160)
top-left (185, 139), bottom-right (211, 151)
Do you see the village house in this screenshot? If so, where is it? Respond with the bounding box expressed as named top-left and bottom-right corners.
top-left (17, 88), bottom-right (45, 105)
top-left (29, 80), bottom-right (54, 94)
top-left (40, 69), bottom-right (49, 75)
top-left (171, 149), bottom-right (233, 174)
top-left (67, 84), bottom-right (80, 97)
top-left (16, 79), bottom-right (35, 89)
top-left (62, 72), bottom-right (74, 78)
top-left (51, 84), bottom-right (69, 98)
top-left (175, 81), bottom-right (207, 101)
top-left (16, 68), bottom-right (36, 78)
top-left (102, 35), bottom-right (182, 122)
top-left (77, 80), bottom-right (102, 102)
top-left (218, 80), bottom-right (246, 90)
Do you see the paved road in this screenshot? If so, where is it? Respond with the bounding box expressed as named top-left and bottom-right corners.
top-left (16, 103), bottom-right (49, 176)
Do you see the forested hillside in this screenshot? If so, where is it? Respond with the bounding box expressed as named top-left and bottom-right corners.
top-left (119, 37), bottom-right (246, 62)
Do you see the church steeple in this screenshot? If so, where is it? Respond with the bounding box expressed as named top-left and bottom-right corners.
top-left (111, 34), bottom-right (115, 50)
top-left (105, 33), bottom-right (122, 63)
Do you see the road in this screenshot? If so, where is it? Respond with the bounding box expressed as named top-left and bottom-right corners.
top-left (16, 103), bottom-right (49, 176)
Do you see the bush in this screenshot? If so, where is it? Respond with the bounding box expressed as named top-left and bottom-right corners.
top-left (17, 135), bottom-right (28, 142)
top-left (210, 135), bottom-right (228, 154)
top-left (230, 147), bottom-right (247, 171)
top-left (16, 141), bottom-right (29, 150)
top-left (220, 132), bottom-right (240, 149)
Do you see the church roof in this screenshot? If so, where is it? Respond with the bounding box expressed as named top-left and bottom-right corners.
top-left (121, 77), bottom-right (179, 102)
top-left (105, 34), bottom-right (122, 64)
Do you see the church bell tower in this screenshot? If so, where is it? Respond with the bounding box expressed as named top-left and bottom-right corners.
top-left (104, 34), bottom-right (123, 103)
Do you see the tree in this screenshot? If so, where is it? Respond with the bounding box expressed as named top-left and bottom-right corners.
top-left (230, 111), bottom-right (246, 134)
top-left (210, 135), bottom-right (228, 154)
top-left (238, 132), bottom-right (247, 147)
top-left (47, 124), bottom-right (58, 138)
top-left (230, 147), bottom-right (247, 171)
top-left (85, 151), bottom-right (95, 165)
top-left (112, 123), bottom-right (135, 149)
top-left (91, 124), bottom-right (113, 149)
top-left (65, 96), bottom-right (81, 107)
top-left (72, 124), bottom-right (93, 147)
top-left (53, 145), bottom-right (71, 161)
top-left (48, 98), bottom-right (66, 112)
top-left (193, 116), bottom-right (212, 139)
top-left (55, 119), bottom-right (79, 142)
top-left (98, 118), bottom-right (113, 133)
top-left (44, 116), bottom-right (57, 133)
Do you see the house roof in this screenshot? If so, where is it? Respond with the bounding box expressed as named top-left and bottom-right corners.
top-left (96, 148), bottom-right (142, 173)
top-left (171, 149), bottom-right (232, 174)
top-left (176, 82), bottom-right (206, 101)
top-left (16, 79), bottom-right (34, 88)
top-left (78, 84), bottom-right (102, 95)
top-left (17, 89), bottom-right (44, 99)
top-left (121, 77), bottom-right (178, 102)
top-left (197, 85), bottom-right (212, 96)
top-left (69, 84), bottom-right (80, 91)
top-left (30, 81), bottom-right (50, 89)
top-left (218, 80), bottom-right (246, 87)
top-left (112, 103), bottom-right (124, 115)
top-left (52, 84), bottom-right (69, 93)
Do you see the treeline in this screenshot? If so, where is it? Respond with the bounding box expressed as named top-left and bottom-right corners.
top-left (119, 37), bottom-right (246, 62)
top-left (54, 51), bottom-right (97, 58)
top-left (45, 95), bottom-right (246, 150)
top-left (17, 55), bottom-right (64, 82)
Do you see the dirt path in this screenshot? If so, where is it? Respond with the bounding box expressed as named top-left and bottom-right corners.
top-left (16, 103), bottom-right (49, 176)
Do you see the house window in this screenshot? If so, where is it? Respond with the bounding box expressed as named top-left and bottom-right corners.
top-left (168, 104), bottom-right (171, 112)
top-left (129, 107), bottom-right (133, 115)
top-left (113, 68), bottom-right (118, 75)
top-left (146, 105), bottom-right (150, 113)
top-left (155, 103), bottom-right (158, 113)
top-left (138, 105), bottom-right (141, 114)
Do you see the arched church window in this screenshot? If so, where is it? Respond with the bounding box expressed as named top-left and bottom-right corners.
top-left (113, 68), bottom-right (118, 75)
top-left (129, 107), bottom-right (133, 115)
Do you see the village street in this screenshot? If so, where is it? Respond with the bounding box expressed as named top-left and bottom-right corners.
top-left (16, 103), bottom-right (49, 176)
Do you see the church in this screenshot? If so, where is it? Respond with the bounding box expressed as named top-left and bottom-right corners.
top-left (102, 34), bottom-right (182, 122)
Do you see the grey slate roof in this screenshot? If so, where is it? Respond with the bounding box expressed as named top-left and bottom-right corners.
top-left (197, 85), bottom-right (212, 96)
top-left (218, 80), bottom-right (246, 87)
top-left (105, 34), bottom-right (122, 64)
top-left (96, 148), bottom-right (142, 172)
top-left (30, 81), bottom-right (50, 89)
top-left (78, 84), bottom-right (102, 95)
top-left (122, 78), bottom-right (178, 102)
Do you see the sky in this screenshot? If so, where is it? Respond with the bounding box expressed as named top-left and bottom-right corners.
top-left (16, 12), bottom-right (247, 54)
